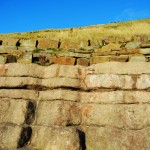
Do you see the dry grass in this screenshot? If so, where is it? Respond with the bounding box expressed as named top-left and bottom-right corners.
top-left (0, 18), bottom-right (150, 44)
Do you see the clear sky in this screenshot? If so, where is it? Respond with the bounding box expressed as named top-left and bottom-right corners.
top-left (0, 0), bottom-right (150, 33)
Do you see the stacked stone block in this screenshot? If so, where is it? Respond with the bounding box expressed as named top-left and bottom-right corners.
top-left (0, 62), bottom-right (150, 149)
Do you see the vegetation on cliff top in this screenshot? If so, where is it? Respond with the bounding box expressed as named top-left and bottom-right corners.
top-left (0, 18), bottom-right (150, 43)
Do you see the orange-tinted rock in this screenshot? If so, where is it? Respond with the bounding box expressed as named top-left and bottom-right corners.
top-left (49, 57), bottom-right (75, 65)
top-left (3, 38), bottom-right (19, 46)
top-left (77, 58), bottom-right (89, 66)
top-left (90, 56), bottom-right (110, 64)
top-left (38, 39), bottom-right (58, 49)
top-left (109, 56), bottom-right (129, 62)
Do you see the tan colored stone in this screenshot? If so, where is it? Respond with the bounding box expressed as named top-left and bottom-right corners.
top-left (35, 101), bottom-right (81, 126)
top-left (0, 63), bottom-right (44, 78)
top-left (88, 62), bottom-right (150, 74)
top-left (3, 38), bottom-right (19, 46)
top-left (58, 65), bottom-right (79, 78)
top-left (39, 89), bottom-right (79, 102)
top-left (0, 98), bottom-right (28, 124)
top-left (17, 53), bottom-right (32, 64)
top-left (140, 43), bottom-right (150, 48)
top-left (82, 104), bottom-right (150, 129)
top-left (140, 48), bottom-right (150, 54)
top-left (81, 91), bottom-right (150, 104)
top-left (86, 127), bottom-right (150, 150)
top-left (49, 57), bottom-right (75, 65)
top-left (0, 89), bottom-right (38, 101)
top-left (90, 56), bottom-right (110, 64)
top-left (129, 56), bottom-right (146, 62)
top-left (109, 55), bottom-right (129, 62)
top-left (30, 127), bottom-right (81, 150)
top-left (42, 78), bottom-right (80, 89)
top-left (20, 39), bottom-right (36, 47)
top-left (38, 39), bottom-right (58, 49)
top-left (0, 124), bottom-right (21, 149)
top-left (136, 74), bottom-right (150, 89)
top-left (0, 55), bottom-right (6, 64)
top-left (84, 74), bottom-right (134, 89)
top-left (125, 42), bottom-right (141, 49)
top-left (0, 77), bottom-right (40, 88)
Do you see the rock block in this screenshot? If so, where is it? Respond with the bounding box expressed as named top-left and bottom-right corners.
top-left (0, 98), bottom-right (35, 125)
top-left (0, 55), bottom-right (6, 64)
top-left (20, 39), bottom-right (37, 47)
top-left (30, 127), bottom-right (81, 150)
top-left (3, 38), bottom-right (19, 46)
top-left (49, 57), bottom-right (75, 65)
top-left (38, 39), bottom-right (58, 49)
top-left (84, 74), bottom-right (134, 89)
top-left (109, 55), bottom-right (129, 62)
top-left (90, 56), bottom-right (110, 64)
top-left (39, 89), bottom-right (79, 102)
top-left (35, 101), bottom-right (81, 126)
top-left (129, 56), bottom-right (146, 62)
top-left (77, 58), bottom-right (90, 66)
top-left (86, 127), bottom-right (150, 150)
top-left (140, 48), bottom-right (150, 54)
top-left (0, 124), bottom-right (22, 149)
top-left (125, 42), bottom-right (141, 49)
top-left (82, 104), bottom-right (150, 129)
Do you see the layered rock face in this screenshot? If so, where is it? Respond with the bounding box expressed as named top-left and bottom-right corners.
top-left (0, 62), bottom-right (150, 150)
top-left (0, 35), bottom-right (150, 65)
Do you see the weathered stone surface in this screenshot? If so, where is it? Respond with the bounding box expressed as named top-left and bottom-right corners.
top-left (18, 53), bottom-right (32, 64)
top-left (18, 46), bottom-right (35, 52)
top-left (20, 39), bottom-right (36, 47)
top-left (42, 77), bottom-right (80, 88)
top-left (126, 48), bottom-right (140, 54)
top-left (39, 89), bottom-right (79, 102)
top-left (0, 124), bottom-right (22, 149)
top-left (140, 48), bottom-right (150, 54)
top-left (88, 62), bottom-right (150, 74)
top-left (109, 55), bottom-right (128, 62)
top-left (136, 74), bottom-right (150, 89)
top-left (0, 77), bottom-right (40, 88)
top-left (38, 39), bottom-right (58, 49)
top-left (58, 65), bottom-right (80, 78)
top-left (0, 98), bottom-right (28, 124)
top-left (3, 38), bottom-right (19, 46)
top-left (0, 63), bottom-right (44, 78)
top-left (90, 56), bottom-right (110, 64)
top-left (86, 127), bottom-right (150, 150)
top-left (0, 55), bottom-right (6, 64)
top-left (84, 74), bottom-right (134, 89)
top-left (125, 42), bottom-right (141, 49)
top-left (35, 101), bottom-right (81, 126)
top-left (30, 127), bottom-right (81, 150)
top-left (50, 57), bottom-right (75, 65)
top-left (0, 89), bottom-right (38, 101)
top-left (82, 104), bottom-right (150, 129)
top-left (129, 56), bottom-right (146, 62)
top-left (81, 91), bottom-right (150, 104)
top-left (77, 58), bottom-right (89, 66)
top-left (140, 43), bottom-right (150, 48)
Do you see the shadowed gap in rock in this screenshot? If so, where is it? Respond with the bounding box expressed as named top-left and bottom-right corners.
top-left (58, 39), bottom-right (61, 48)
top-left (88, 40), bottom-right (91, 46)
top-left (6, 55), bottom-right (17, 63)
top-left (78, 129), bottom-right (86, 150)
top-left (35, 40), bottom-right (38, 48)
top-left (16, 40), bottom-right (21, 47)
top-left (25, 101), bottom-right (36, 125)
top-left (17, 127), bottom-right (32, 148)
top-left (0, 40), bottom-right (2, 45)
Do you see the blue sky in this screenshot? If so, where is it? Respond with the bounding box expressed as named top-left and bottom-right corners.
top-left (0, 0), bottom-right (150, 33)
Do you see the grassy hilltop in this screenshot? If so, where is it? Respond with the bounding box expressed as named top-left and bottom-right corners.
top-left (0, 19), bottom-right (150, 43)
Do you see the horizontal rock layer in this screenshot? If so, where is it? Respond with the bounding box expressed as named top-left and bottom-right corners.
top-left (0, 62), bottom-right (150, 150)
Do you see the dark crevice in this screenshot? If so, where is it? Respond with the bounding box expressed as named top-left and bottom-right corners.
top-left (88, 40), bottom-right (91, 46)
top-left (25, 101), bottom-right (36, 125)
top-left (58, 39), bottom-right (61, 48)
top-left (17, 127), bottom-right (32, 148)
top-left (35, 40), bottom-right (38, 48)
top-left (78, 129), bottom-right (86, 150)
top-left (6, 55), bottom-right (17, 63)
top-left (16, 39), bottom-right (21, 47)
top-left (0, 40), bottom-right (3, 45)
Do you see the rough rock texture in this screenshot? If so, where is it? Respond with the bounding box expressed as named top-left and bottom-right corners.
top-left (0, 62), bottom-right (150, 150)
